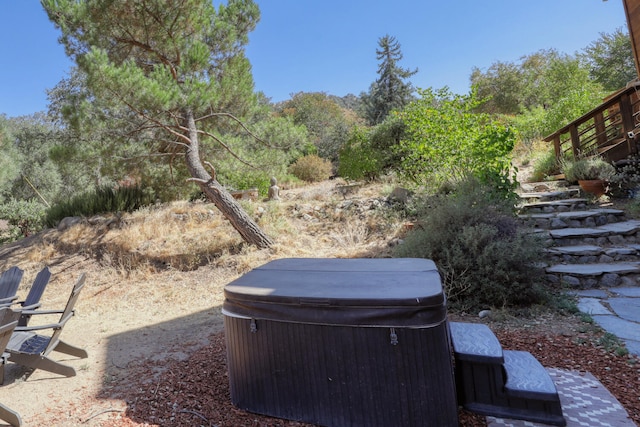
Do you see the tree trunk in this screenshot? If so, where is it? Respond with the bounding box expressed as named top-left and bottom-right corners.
top-left (183, 110), bottom-right (274, 249)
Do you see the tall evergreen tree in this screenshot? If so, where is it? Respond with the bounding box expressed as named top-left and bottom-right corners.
top-left (362, 35), bottom-right (417, 125)
top-left (42, 0), bottom-right (274, 248)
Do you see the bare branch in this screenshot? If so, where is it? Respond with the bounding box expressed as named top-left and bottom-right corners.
top-left (111, 152), bottom-right (184, 161)
top-left (204, 161), bottom-right (216, 180)
top-left (196, 111), bottom-right (276, 148)
top-left (186, 177), bottom-right (209, 184)
top-left (198, 128), bottom-right (256, 169)
top-left (118, 96), bottom-right (191, 145)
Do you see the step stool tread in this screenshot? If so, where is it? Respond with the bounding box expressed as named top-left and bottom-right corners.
top-left (449, 322), bottom-right (503, 363)
top-left (504, 350), bottom-right (558, 400)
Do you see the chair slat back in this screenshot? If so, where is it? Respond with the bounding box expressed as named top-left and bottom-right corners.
top-left (44, 274), bottom-right (86, 355)
top-left (22, 267), bottom-right (51, 308)
top-left (18, 267), bottom-right (52, 327)
top-left (0, 267), bottom-right (23, 300)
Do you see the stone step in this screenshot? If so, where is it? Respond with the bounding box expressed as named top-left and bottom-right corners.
top-left (519, 188), bottom-right (581, 203)
top-left (546, 244), bottom-right (640, 264)
top-left (518, 180), bottom-right (570, 193)
top-left (545, 262), bottom-right (640, 288)
top-left (518, 198), bottom-right (590, 214)
top-left (545, 219), bottom-right (640, 246)
top-left (519, 208), bottom-right (625, 229)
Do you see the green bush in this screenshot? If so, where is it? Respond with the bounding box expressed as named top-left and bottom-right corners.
top-left (0, 199), bottom-right (47, 242)
top-left (45, 185), bottom-right (154, 226)
top-left (394, 178), bottom-right (548, 311)
top-left (338, 127), bottom-right (383, 181)
top-left (561, 156), bottom-right (616, 183)
top-left (288, 154), bottom-right (333, 182)
top-left (397, 87), bottom-right (516, 190)
top-left (530, 149), bottom-right (561, 182)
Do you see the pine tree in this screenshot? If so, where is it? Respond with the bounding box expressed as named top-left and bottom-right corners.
top-left (363, 35), bottom-right (417, 125)
top-left (42, 0), bottom-right (274, 248)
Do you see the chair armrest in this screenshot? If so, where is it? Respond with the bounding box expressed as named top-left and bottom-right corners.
top-left (0, 296), bottom-right (17, 304)
top-left (16, 302), bottom-right (42, 311)
top-left (19, 309), bottom-right (65, 316)
top-left (15, 321), bottom-right (64, 331)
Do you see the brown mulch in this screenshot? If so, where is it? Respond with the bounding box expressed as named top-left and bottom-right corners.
top-left (86, 327), bottom-right (640, 427)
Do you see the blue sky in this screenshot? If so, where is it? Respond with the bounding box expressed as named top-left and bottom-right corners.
top-left (0, 1), bottom-right (628, 117)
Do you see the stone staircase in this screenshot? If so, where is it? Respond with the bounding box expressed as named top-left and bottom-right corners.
top-left (518, 183), bottom-right (640, 289)
top-left (449, 322), bottom-right (566, 426)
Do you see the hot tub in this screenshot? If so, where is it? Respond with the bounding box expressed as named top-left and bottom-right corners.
top-left (223, 258), bottom-right (457, 427)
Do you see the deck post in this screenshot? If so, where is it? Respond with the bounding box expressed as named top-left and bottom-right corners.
top-left (620, 93), bottom-right (635, 154)
top-left (569, 124), bottom-right (580, 157)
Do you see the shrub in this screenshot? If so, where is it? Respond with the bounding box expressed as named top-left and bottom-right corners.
top-left (397, 87), bottom-right (516, 190)
top-left (288, 155), bottom-right (333, 182)
top-left (529, 149), bottom-right (561, 182)
top-left (609, 155), bottom-right (640, 198)
top-left (338, 127), bottom-right (383, 181)
top-left (45, 185), bottom-right (154, 226)
top-left (561, 156), bottom-right (615, 183)
top-left (0, 199), bottom-right (47, 242)
top-left (394, 178), bottom-right (548, 311)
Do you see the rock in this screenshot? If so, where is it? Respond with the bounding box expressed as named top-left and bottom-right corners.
top-left (598, 254), bottom-right (615, 263)
top-left (57, 216), bottom-right (82, 231)
top-left (87, 216), bottom-right (107, 225)
top-left (562, 275), bottom-right (582, 288)
top-left (600, 273), bottom-right (621, 287)
top-left (388, 187), bottom-right (413, 204)
top-left (550, 218), bottom-right (568, 229)
top-left (478, 309), bottom-right (492, 319)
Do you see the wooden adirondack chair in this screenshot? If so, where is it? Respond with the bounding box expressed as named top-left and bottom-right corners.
top-left (0, 308), bottom-right (22, 427)
top-left (4, 274), bottom-right (87, 382)
top-left (13, 266), bottom-right (52, 327)
top-left (0, 267), bottom-right (24, 307)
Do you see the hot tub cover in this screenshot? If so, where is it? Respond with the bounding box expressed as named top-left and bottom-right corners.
top-left (223, 258), bottom-right (446, 328)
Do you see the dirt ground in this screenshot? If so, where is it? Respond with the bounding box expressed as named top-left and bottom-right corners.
top-left (1, 180), bottom-right (639, 426)
top-left (0, 253), bottom-right (233, 426)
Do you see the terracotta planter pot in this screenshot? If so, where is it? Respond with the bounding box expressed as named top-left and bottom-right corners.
top-left (578, 179), bottom-right (608, 197)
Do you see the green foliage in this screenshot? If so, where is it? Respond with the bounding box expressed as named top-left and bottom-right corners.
top-left (45, 185), bottom-right (155, 227)
top-left (368, 114), bottom-right (407, 168)
top-left (5, 114), bottom-right (65, 204)
top-left (338, 127), bottom-right (383, 181)
top-left (0, 116), bottom-right (22, 203)
top-left (0, 199), bottom-right (47, 242)
top-left (609, 155), bottom-right (640, 198)
top-left (561, 157), bottom-right (616, 183)
top-left (530, 149), bottom-right (561, 182)
top-left (471, 49), bottom-right (606, 121)
top-left (470, 61), bottom-right (524, 114)
top-left (362, 34), bottom-right (417, 125)
top-left (288, 155), bottom-right (333, 182)
top-left (394, 178), bottom-right (548, 311)
top-left (541, 85), bottom-right (605, 136)
top-left (397, 87), bottom-right (516, 190)
top-left (507, 106), bottom-right (547, 147)
top-left (277, 92), bottom-right (356, 162)
top-left (581, 28), bottom-right (636, 92)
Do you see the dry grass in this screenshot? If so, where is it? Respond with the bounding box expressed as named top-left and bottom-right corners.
top-left (1, 180), bottom-right (402, 286)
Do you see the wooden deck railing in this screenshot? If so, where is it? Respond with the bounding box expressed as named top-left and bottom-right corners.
top-left (544, 81), bottom-right (640, 163)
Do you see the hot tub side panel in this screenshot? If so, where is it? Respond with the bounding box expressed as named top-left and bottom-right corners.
top-left (224, 316), bottom-right (458, 427)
